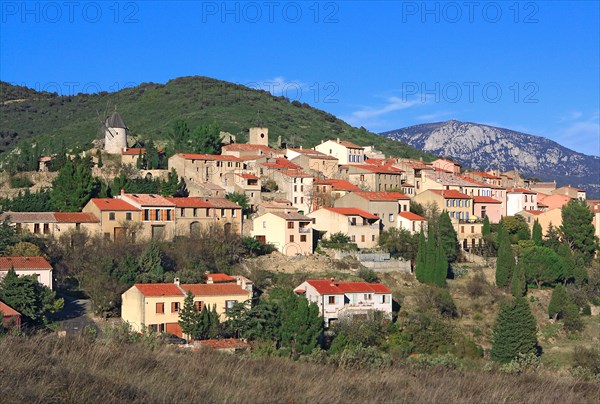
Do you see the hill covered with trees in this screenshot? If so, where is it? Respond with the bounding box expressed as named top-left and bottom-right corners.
top-left (0, 77), bottom-right (435, 160)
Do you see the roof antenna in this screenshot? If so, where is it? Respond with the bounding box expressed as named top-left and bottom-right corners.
top-left (255, 110), bottom-right (263, 127)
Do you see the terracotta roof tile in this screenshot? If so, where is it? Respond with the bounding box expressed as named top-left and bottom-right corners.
top-left (53, 212), bottom-right (100, 223)
top-left (322, 207), bottom-right (380, 220)
top-left (134, 283), bottom-right (183, 297)
top-left (0, 256), bottom-right (52, 270)
top-left (429, 190), bottom-right (472, 199)
top-left (165, 197), bottom-right (212, 208)
top-left (90, 198), bottom-right (140, 211)
top-left (398, 211), bottom-right (428, 221)
top-left (0, 212), bottom-right (56, 223)
top-left (122, 194), bottom-right (175, 207)
top-left (121, 147), bottom-right (145, 156)
top-left (205, 273), bottom-right (235, 282)
top-left (300, 280), bottom-right (391, 295)
top-left (198, 338), bottom-right (251, 349)
top-left (313, 179), bottom-right (361, 191)
top-left (0, 301), bottom-right (20, 316)
top-left (181, 283), bottom-right (249, 296)
top-left (354, 191), bottom-right (410, 201)
top-left (473, 196), bottom-right (502, 204)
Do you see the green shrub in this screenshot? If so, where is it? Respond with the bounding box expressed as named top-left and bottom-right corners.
top-left (9, 176), bottom-right (33, 188)
top-left (572, 347), bottom-right (600, 378)
top-left (356, 267), bottom-right (378, 283)
top-left (337, 344), bottom-right (391, 370)
top-left (500, 352), bottom-right (541, 374)
top-left (407, 353), bottom-right (462, 371)
top-left (466, 272), bottom-right (488, 297)
top-left (415, 286), bottom-right (458, 318)
top-left (582, 304), bottom-right (591, 316)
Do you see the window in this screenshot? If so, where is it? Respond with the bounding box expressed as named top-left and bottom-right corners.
top-left (262, 221), bottom-right (266, 228)
top-left (300, 235), bottom-right (307, 242)
top-left (171, 302), bottom-right (180, 313)
top-left (361, 235), bottom-right (365, 242)
top-left (126, 212), bottom-right (132, 221)
top-left (288, 221), bottom-right (294, 229)
top-left (156, 303), bottom-right (164, 314)
top-left (43, 223), bottom-right (50, 235)
top-left (372, 235), bottom-right (375, 241)
top-left (381, 295), bottom-right (389, 303)
top-left (226, 300), bottom-right (237, 312)
top-left (232, 209), bottom-right (237, 218)
top-left (389, 214), bottom-right (394, 222)
top-left (461, 226), bottom-right (465, 233)
top-left (194, 301), bottom-right (203, 311)
top-left (180, 208), bottom-right (185, 217)
top-left (471, 226), bottom-right (475, 233)
top-left (75, 223), bottom-right (81, 230)
top-left (364, 293), bottom-right (372, 300)
top-left (167, 210), bottom-right (172, 221)
top-left (351, 235), bottom-right (356, 242)
top-left (294, 185), bottom-right (297, 192)
top-left (289, 235), bottom-right (294, 242)
top-left (155, 209), bottom-right (160, 221)
top-left (34, 223), bottom-right (40, 234)
top-left (221, 209), bottom-right (226, 218)
top-left (144, 209), bottom-right (150, 221)
top-left (109, 212), bottom-right (116, 221)
top-left (328, 296), bottom-right (336, 304)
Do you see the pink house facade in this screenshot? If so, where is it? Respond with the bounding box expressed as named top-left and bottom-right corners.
top-left (473, 196), bottom-right (503, 224)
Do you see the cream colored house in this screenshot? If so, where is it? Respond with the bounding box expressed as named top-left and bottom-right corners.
top-left (506, 188), bottom-right (538, 216)
top-left (397, 212), bottom-right (428, 234)
top-left (0, 212), bottom-right (99, 238)
top-left (294, 279), bottom-right (392, 327)
top-left (413, 189), bottom-right (473, 223)
top-left (0, 256), bottom-right (53, 289)
top-left (286, 147), bottom-right (339, 178)
top-left (552, 186), bottom-right (586, 201)
top-left (517, 208), bottom-right (563, 236)
top-left (166, 197), bottom-right (242, 236)
top-left (83, 198), bottom-right (142, 241)
top-left (120, 147), bottom-right (145, 166)
top-left (251, 212), bottom-right (314, 256)
top-left (308, 207), bottom-right (380, 248)
top-left (311, 179), bottom-right (361, 210)
top-left (271, 169), bottom-right (314, 214)
top-left (168, 153), bottom-right (242, 188)
top-left (117, 192), bottom-right (176, 240)
top-left (347, 164), bottom-right (404, 192)
top-left (121, 279), bottom-right (251, 338)
top-left (233, 173), bottom-right (261, 208)
top-left (334, 191), bottom-right (410, 229)
top-left (314, 139), bottom-right (364, 165)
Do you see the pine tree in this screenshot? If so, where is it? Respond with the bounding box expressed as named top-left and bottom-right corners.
top-left (415, 229), bottom-right (427, 282)
top-left (543, 223), bottom-right (561, 252)
top-left (136, 150), bottom-right (144, 169)
top-left (482, 215), bottom-right (491, 236)
top-left (490, 297), bottom-right (538, 363)
top-left (532, 219), bottom-right (542, 246)
top-left (557, 242), bottom-right (575, 284)
top-left (160, 169), bottom-right (180, 197)
top-left (496, 229), bottom-right (515, 288)
top-left (50, 157), bottom-right (97, 212)
top-left (547, 284), bottom-right (568, 320)
top-left (208, 304), bottom-right (220, 339)
top-left (560, 199), bottom-right (599, 263)
top-left (178, 291), bottom-right (201, 340)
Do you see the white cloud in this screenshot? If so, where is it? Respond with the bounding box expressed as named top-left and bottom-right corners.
top-left (554, 112), bottom-right (600, 155)
top-left (559, 111), bottom-right (583, 122)
top-left (416, 111), bottom-right (453, 121)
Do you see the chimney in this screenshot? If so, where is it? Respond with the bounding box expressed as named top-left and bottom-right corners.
top-left (330, 277), bottom-right (335, 285)
top-left (300, 145), bottom-right (303, 150)
top-left (174, 277), bottom-right (180, 286)
top-left (337, 138), bottom-right (340, 142)
top-left (120, 189), bottom-right (125, 196)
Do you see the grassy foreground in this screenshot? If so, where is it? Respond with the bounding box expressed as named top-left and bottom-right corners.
top-left (0, 335), bottom-right (598, 403)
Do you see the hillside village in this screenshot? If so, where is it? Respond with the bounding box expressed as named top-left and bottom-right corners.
top-left (0, 111), bottom-right (599, 387)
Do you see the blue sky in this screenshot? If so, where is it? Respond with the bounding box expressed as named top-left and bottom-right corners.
top-left (1, 1), bottom-right (599, 155)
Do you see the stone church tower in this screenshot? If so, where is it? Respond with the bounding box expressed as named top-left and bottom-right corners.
top-left (103, 111), bottom-right (128, 154)
top-left (248, 127), bottom-right (269, 146)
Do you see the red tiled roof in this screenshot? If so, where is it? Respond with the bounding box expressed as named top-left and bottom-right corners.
top-left (398, 212), bottom-right (428, 221)
top-left (237, 154), bottom-right (266, 161)
top-left (237, 173), bottom-right (259, 179)
top-left (90, 198), bottom-right (139, 211)
top-left (469, 171), bottom-right (501, 180)
top-left (322, 207), bottom-right (380, 220)
top-left (182, 283), bottom-right (248, 296)
top-left (203, 198), bottom-right (241, 208)
top-left (121, 147), bottom-right (145, 156)
top-left (354, 191), bottom-right (410, 201)
top-left (473, 196), bottom-right (502, 204)
top-left (206, 273), bottom-right (235, 282)
top-left (198, 338), bottom-right (251, 350)
top-left (0, 256), bottom-right (52, 270)
top-left (134, 283), bottom-right (184, 297)
top-left (123, 194), bottom-right (175, 207)
top-left (260, 158), bottom-right (302, 170)
top-left (222, 144), bottom-right (277, 154)
top-left (313, 179), bottom-right (361, 191)
top-left (0, 301), bottom-right (20, 316)
top-left (350, 164), bottom-right (403, 174)
top-left (429, 190), bottom-right (472, 199)
top-left (301, 280), bottom-right (391, 295)
top-left (323, 139), bottom-right (363, 149)
top-left (165, 197), bottom-right (212, 208)
top-left (508, 188), bottom-right (536, 194)
top-left (522, 210), bottom-right (544, 216)
top-left (178, 153), bottom-right (241, 161)
top-left (0, 212), bottom-right (56, 223)
top-left (53, 212), bottom-right (100, 223)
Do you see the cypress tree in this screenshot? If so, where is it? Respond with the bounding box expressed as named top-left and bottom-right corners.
top-left (532, 219), bottom-right (542, 246)
top-left (557, 242), bottom-right (575, 284)
top-left (415, 229), bottom-right (427, 282)
top-left (490, 297), bottom-right (538, 363)
top-left (433, 239), bottom-right (448, 287)
top-left (547, 284), bottom-right (568, 320)
top-left (560, 199), bottom-right (598, 263)
top-left (482, 215), bottom-right (491, 236)
top-left (496, 229), bottom-right (515, 288)
top-left (136, 150), bottom-right (144, 169)
top-left (178, 291), bottom-right (201, 340)
top-left (439, 211), bottom-right (460, 263)
top-left (424, 226), bottom-right (437, 284)
top-left (511, 263), bottom-right (526, 297)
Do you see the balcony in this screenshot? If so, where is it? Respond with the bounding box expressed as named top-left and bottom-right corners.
top-left (299, 227), bottom-right (311, 233)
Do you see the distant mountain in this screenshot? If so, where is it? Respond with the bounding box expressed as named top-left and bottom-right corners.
top-left (380, 120), bottom-right (600, 198)
top-left (0, 77), bottom-right (434, 161)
